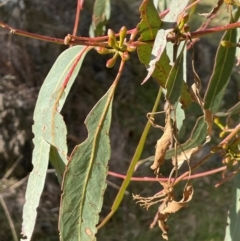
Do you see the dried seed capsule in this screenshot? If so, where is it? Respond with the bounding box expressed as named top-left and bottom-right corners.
top-left (106, 52), bottom-right (118, 68)
top-left (177, 12), bottom-right (189, 30)
top-left (95, 47), bottom-right (116, 55)
top-left (118, 51), bottom-right (130, 61)
top-left (222, 143), bottom-right (228, 150)
top-left (122, 52), bottom-right (130, 61)
top-left (119, 26), bottom-right (127, 48)
top-left (219, 131), bottom-right (226, 138)
top-left (127, 45), bottom-right (136, 52)
top-left (222, 155), bottom-right (231, 164)
top-left (182, 13), bottom-right (189, 24)
top-left (106, 57), bottom-right (116, 68)
top-left (64, 34), bottom-right (71, 45)
top-left (95, 47), bottom-right (110, 54)
top-left (108, 29), bottom-right (117, 48)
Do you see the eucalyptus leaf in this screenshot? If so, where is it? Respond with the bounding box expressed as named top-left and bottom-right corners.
top-left (21, 46), bottom-right (88, 241)
top-left (60, 83), bottom-right (116, 241)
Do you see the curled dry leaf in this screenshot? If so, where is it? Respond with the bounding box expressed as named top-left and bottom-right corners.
top-left (172, 146), bottom-right (199, 169)
top-left (158, 183), bottom-right (194, 240)
top-left (151, 112), bottom-right (172, 171)
top-left (132, 181), bottom-right (173, 210)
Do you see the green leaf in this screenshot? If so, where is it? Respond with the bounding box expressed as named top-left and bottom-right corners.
top-left (224, 168), bottom-right (240, 241)
top-left (89, 0), bottom-right (111, 37)
top-left (59, 83), bottom-right (116, 241)
top-left (42, 108), bottom-right (67, 182)
top-left (166, 44), bottom-right (185, 105)
top-left (142, 28), bottom-right (170, 83)
top-left (138, 44), bottom-right (191, 108)
top-left (136, 0), bottom-right (191, 108)
top-left (137, 0), bottom-right (162, 41)
top-left (21, 46), bottom-right (88, 241)
top-left (172, 101), bottom-right (185, 132)
top-left (204, 13), bottom-right (239, 114)
top-left (143, 0), bottom-right (190, 83)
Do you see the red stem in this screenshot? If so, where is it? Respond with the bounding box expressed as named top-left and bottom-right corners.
top-left (72, 0), bottom-right (84, 37)
top-left (215, 166), bottom-right (240, 187)
top-left (2, 20), bottom-right (240, 48)
top-left (108, 165), bottom-right (227, 182)
top-left (190, 22), bottom-right (240, 39)
top-left (0, 21), bottom-right (64, 44)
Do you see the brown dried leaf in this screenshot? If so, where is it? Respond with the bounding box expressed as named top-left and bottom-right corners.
top-left (158, 183), bottom-right (194, 240)
top-left (151, 113), bottom-right (172, 171)
top-left (158, 212), bottom-right (169, 240)
top-left (191, 83), bottom-right (203, 106)
top-left (162, 183), bottom-right (193, 214)
top-left (172, 146), bottom-right (199, 168)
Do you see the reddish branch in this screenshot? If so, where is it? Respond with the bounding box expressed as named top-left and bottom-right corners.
top-left (2, 20), bottom-right (240, 47)
top-left (72, 0), bottom-right (84, 37)
top-left (108, 165), bottom-right (227, 182)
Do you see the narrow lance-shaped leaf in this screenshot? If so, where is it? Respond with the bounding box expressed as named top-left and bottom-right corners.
top-left (21, 46), bottom-right (88, 241)
top-left (136, 0), bottom-right (191, 108)
top-left (143, 0), bottom-right (190, 83)
top-left (89, 0), bottom-right (111, 37)
top-left (204, 9), bottom-right (240, 114)
top-left (59, 83), bottom-right (116, 241)
top-left (136, 0), bottom-right (162, 68)
top-left (166, 44), bottom-right (185, 106)
top-left (170, 41), bottom-right (187, 131)
top-left (224, 168), bottom-right (240, 241)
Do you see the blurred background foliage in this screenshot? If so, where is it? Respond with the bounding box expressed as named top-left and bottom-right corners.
top-left (0, 0), bottom-right (239, 240)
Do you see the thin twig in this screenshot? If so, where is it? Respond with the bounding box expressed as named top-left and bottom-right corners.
top-left (72, 0), bottom-right (84, 37)
top-left (0, 21), bottom-right (64, 44)
top-left (106, 180), bottom-right (129, 195)
top-left (1, 169), bottom-right (58, 198)
top-left (215, 164), bottom-right (240, 188)
top-left (173, 153), bottom-right (213, 186)
top-left (1, 155), bottom-right (23, 181)
top-left (2, 19), bottom-right (240, 47)
top-left (107, 160), bottom-right (227, 182)
top-left (220, 123), bottom-right (240, 146)
top-left (0, 195), bottom-right (18, 241)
